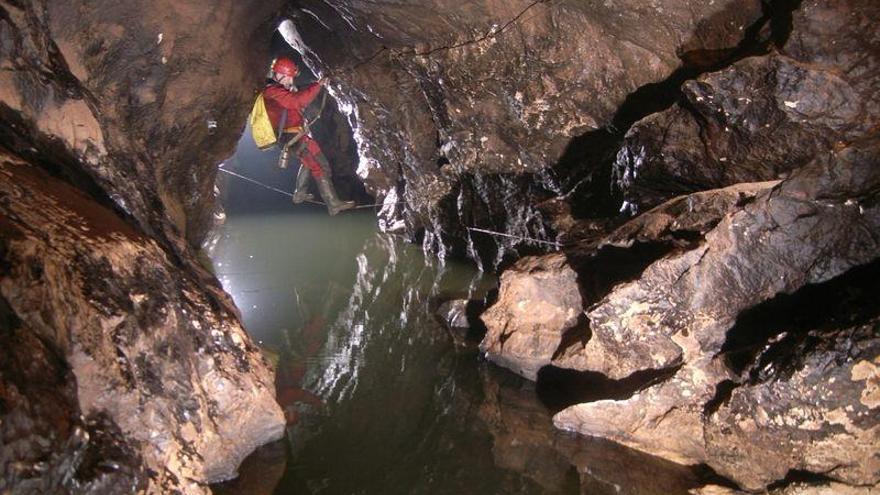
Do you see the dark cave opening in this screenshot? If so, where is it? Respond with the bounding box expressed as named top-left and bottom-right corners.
top-left (535, 364), bottom-right (682, 413)
top-left (217, 26), bottom-right (370, 216)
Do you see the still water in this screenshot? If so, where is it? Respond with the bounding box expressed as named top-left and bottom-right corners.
top-left (207, 209), bottom-right (705, 495)
top-left (207, 121), bottom-right (707, 494)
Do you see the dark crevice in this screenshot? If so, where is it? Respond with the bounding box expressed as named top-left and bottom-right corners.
top-left (551, 317), bottom-right (592, 362)
top-left (554, 0), bottom-right (804, 221)
top-left (568, 241), bottom-right (680, 308)
top-left (463, 294), bottom-right (493, 342)
top-left (766, 470), bottom-right (837, 491)
top-left (720, 259), bottom-right (880, 380)
top-left (766, 0), bottom-right (803, 48)
top-left (703, 379), bottom-right (738, 416)
top-left (692, 464), bottom-right (743, 491)
top-left (535, 364), bottom-right (682, 413)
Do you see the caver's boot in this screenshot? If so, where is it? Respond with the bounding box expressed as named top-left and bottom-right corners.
top-left (291, 165), bottom-right (314, 204)
top-left (315, 175), bottom-right (355, 215)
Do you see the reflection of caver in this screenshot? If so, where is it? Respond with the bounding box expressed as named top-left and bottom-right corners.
top-left (275, 293), bottom-right (333, 426)
top-left (276, 316), bottom-right (325, 426)
top-left (263, 56), bottom-right (355, 215)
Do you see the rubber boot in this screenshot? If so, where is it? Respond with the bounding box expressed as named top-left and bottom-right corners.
top-left (291, 165), bottom-right (314, 204)
top-left (316, 175), bottom-right (355, 216)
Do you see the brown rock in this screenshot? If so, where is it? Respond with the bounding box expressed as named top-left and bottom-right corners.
top-left (554, 137), bottom-right (880, 488)
top-left (0, 156), bottom-right (285, 492)
top-left (291, 0), bottom-right (764, 265)
top-left (614, 54), bottom-right (869, 212)
top-left (479, 253), bottom-right (583, 380)
top-left (705, 324), bottom-right (880, 490)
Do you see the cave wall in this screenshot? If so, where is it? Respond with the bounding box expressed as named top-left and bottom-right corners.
top-left (1, 0), bottom-right (281, 248)
top-left (285, 0), bottom-right (880, 491)
top-left (1, 1), bottom-right (288, 492)
top-left (289, 0), bottom-right (769, 266)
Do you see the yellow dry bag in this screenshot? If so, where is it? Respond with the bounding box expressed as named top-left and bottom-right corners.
top-left (249, 93), bottom-right (277, 150)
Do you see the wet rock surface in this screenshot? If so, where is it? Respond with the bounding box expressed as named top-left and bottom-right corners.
top-left (279, 0), bottom-right (879, 490)
top-left (1, 0), bottom-right (282, 249)
top-left (479, 253), bottom-right (583, 380)
top-left (290, 0), bottom-right (767, 268)
top-left (614, 53), bottom-right (871, 212)
top-left (0, 156), bottom-right (285, 492)
top-left (553, 139), bottom-right (880, 488)
top-left (0, 0), bottom-right (287, 492)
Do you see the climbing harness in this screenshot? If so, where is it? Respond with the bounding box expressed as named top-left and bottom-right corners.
top-left (278, 91), bottom-right (329, 169)
top-left (465, 226), bottom-right (564, 248)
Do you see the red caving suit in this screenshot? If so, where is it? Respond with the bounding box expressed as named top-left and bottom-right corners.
top-left (263, 81), bottom-right (326, 178)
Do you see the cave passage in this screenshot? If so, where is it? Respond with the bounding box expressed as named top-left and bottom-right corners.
top-left (206, 127), bottom-right (714, 493)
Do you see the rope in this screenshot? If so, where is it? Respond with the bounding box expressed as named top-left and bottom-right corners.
top-left (218, 167), bottom-right (406, 209)
top-left (218, 167), bottom-right (324, 205)
top-left (220, 168), bottom-right (563, 244)
top-left (466, 226), bottom-right (563, 248)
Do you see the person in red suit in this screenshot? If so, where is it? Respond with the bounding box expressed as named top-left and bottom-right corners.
top-left (263, 57), bottom-right (355, 215)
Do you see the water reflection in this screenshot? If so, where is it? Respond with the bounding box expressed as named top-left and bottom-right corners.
top-left (210, 211), bottom-right (706, 495)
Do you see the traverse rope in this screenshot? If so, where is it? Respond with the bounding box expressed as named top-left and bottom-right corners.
top-left (219, 168), bottom-right (564, 244)
top-left (465, 227), bottom-right (564, 248)
top-left (217, 167), bottom-right (403, 210)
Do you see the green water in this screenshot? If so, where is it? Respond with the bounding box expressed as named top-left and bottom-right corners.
top-left (207, 209), bottom-right (705, 495)
top-left (207, 124), bottom-right (705, 494)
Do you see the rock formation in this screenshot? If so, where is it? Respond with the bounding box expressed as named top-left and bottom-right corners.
top-left (1, 0), bottom-right (878, 492)
top-left (1, 1), bottom-right (286, 492)
top-left (285, 0), bottom-right (880, 491)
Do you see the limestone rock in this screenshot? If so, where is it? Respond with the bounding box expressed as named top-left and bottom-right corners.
top-left (0, 297), bottom-right (148, 493)
top-left (554, 137), bottom-right (880, 488)
top-left (291, 0), bottom-right (765, 266)
top-left (614, 54), bottom-right (870, 212)
top-left (479, 253), bottom-right (583, 380)
top-left (0, 155), bottom-right (285, 493)
top-left (705, 325), bottom-right (880, 489)
top-left (1, 0), bottom-right (282, 249)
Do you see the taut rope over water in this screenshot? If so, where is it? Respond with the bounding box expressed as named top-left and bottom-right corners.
top-left (217, 167), bottom-right (403, 209)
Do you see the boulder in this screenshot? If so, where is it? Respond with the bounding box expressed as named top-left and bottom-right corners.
top-left (479, 253), bottom-right (583, 380)
top-left (554, 137), bottom-right (880, 489)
